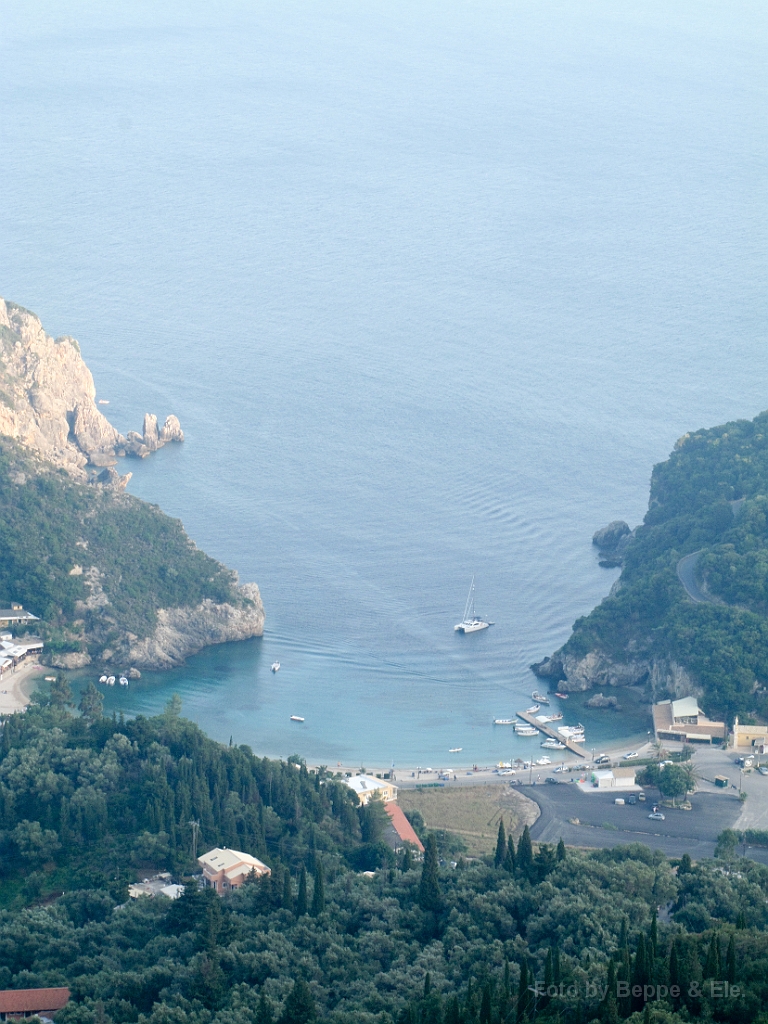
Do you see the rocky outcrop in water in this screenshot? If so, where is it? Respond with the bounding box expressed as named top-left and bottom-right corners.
top-left (592, 519), bottom-right (635, 567)
top-left (111, 583), bottom-right (265, 670)
top-left (532, 649), bottom-right (701, 701)
top-left (0, 298), bottom-right (183, 487)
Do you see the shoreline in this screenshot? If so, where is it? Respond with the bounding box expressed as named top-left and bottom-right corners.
top-left (0, 661), bottom-right (47, 716)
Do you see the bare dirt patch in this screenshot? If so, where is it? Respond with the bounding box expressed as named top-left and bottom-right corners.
top-left (398, 784), bottom-right (539, 857)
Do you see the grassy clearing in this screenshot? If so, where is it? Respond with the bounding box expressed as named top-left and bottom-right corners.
top-left (397, 784), bottom-right (539, 858)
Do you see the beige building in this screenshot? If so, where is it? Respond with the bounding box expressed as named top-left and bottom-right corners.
top-left (652, 697), bottom-right (725, 743)
top-left (591, 767), bottom-right (636, 789)
top-left (732, 716), bottom-right (768, 750)
top-left (198, 847), bottom-right (271, 894)
top-left (344, 774), bottom-right (398, 805)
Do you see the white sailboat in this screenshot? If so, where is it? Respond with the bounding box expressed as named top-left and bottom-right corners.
top-left (454, 576), bottom-right (492, 633)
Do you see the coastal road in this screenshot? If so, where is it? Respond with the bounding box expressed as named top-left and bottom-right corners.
top-left (523, 782), bottom-right (768, 862)
top-left (677, 551), bottom-right (720, 605)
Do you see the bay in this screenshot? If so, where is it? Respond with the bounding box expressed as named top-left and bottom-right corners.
top-left (1, 0), bottom-right (766, 764)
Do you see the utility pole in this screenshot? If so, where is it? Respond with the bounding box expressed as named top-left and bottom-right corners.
top-left (188, 820), bottom-right (200, 862)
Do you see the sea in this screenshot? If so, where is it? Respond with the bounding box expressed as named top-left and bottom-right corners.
top-left (2, 0), bottom-right (766, 767)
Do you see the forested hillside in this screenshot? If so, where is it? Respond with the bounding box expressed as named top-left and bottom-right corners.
top-left (548, 410), bottom-right (768, 721)
top-left (1, 689), bottom-right (768, 1024)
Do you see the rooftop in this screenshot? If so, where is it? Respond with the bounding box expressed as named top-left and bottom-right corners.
top-left (198, 847), bottom-right (270, 877)
top-left (0, 988), bottom-right (70, 1014)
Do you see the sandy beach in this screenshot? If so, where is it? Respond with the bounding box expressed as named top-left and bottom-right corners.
top-left (0, 661), bottom-right (47, 715)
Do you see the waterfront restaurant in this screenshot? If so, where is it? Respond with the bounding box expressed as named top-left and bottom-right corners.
top-left (652, 697), bottom-right (726, 743)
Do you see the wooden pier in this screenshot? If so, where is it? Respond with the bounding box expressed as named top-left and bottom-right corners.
top-left (516, 710), bottom-right (588, 758)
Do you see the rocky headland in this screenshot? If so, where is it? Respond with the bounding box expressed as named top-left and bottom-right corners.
top-left (0, 298), bottom-right (264, 670)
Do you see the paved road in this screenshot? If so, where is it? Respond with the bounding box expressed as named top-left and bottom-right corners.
top-left (677, 551), bottom-right (722, 604)
top-left (522, 781), bottom-right (768, 862)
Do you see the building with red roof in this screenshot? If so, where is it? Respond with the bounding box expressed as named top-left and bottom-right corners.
top-left (0, 987), bottom-right (70, 1020)
top-left (384, 803), bottom-right (425, 854)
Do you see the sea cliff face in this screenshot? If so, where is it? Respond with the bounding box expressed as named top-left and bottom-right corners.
top-left (532, 650), bottom-right (701, 700)
top-left (0, 298), bottom-right (264, 671)
top-left (0, 298), bottom-right (183, 488)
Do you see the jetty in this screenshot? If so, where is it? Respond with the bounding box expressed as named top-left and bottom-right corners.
top-left (515, 710), bottom-right (588, 758)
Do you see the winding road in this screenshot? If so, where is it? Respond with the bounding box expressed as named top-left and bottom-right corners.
top-left (677, 550), bottom-right (721, 604)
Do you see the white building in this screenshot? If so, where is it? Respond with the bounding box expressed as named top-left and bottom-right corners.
top-left (591, 767), bottom-right (637, 789)
top-left (344, 775), bottom-right (398, 805)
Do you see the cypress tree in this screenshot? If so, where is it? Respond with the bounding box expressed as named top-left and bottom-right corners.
top-left (479, 981), bottom-right (492, 1024)
top-left (631, 934), bottom-right (647, 1011)
top-left (715, 932), bottom-right (722, 980)
top-left (495, 819), bottom-right (507, 867)
top-left (553, 942), bottom-right (561, 986)
top-left (402, 846), bottom-right (413, 872)
top-left (726, 934), bottom-right (736, 985)
top-left (544, 948), bottom-right (554, 992)
top-left (602, 960), bottom-right (618, 1024)
top-left (282, 870), bottom-right (294, 913)
top-left (445, 996), bottom-right (461, 1024)
top-left (296, 866), bottom-right (308, 916)
top-left (517, 825), bottom-right (533, 880)
top-left (736, 910), bottom-right (747, 929)
top-left (679, 852), bottom-right (692, 874)
top-left (668, 941), bottom-right (681, 1010)
top-left (516, 960), bottom-right (529, 1022)
top-left (503, 835), bottom-right (516, 872)
top-left (704, 933), bottom-right (718, 979)
top-left (424, 973), bottom-right (432, 998)
top-left (619, 917), bottom-right (629, 953)
top-left (311, 861), bottom-right (325, 916)
top-left (643, 1004), bottom-right (651, 1024)
top-left (279, 978), bottom-right (316, 1024)
top-left (418, 834), bottom-right (443, 913)
top-left (499, 961), bottom-right (511, 1019)
top-left (649, 909), bottom-right (658, 960)
top-left (556, 836), bottom-right (566, 861)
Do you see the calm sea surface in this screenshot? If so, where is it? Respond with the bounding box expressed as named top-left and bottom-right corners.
top-left (2, 1), bottom-right (766, 765)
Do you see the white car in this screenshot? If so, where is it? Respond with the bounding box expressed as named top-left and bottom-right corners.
top-left (623, 751), bottom-right (639, 760)
top-left (659, 760), bottom-right (673, 767)
top-left (499, 769), bottom-right (516, 775)
top-left (648, 811), bottom-right (665, 821)
top-left (553, 765), bottom-right (569, 773)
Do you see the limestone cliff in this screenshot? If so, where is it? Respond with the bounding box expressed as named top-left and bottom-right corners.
top-left (531, 650), bottom-right (701, 700)
top-left (0, 298), bottom-right (184, 486)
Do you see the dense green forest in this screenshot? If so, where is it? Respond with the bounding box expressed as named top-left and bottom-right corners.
top-left (0, 439), bottom-right (245, 656)
top-left (1, 690), bottom-right (768, 1024)
top-left (551, 410), bottom-right (768, 722)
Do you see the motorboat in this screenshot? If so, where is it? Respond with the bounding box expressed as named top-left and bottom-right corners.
top-left (290, 715), bottom-right (304, 722)
top-left (525, 705), bottom-right (540, 714)
top-left (271, 662), bottom-right (280, 673)
top-left (106, 676), bottom-right (115, 686)
top-left (554, 692), bottom-right (569, 699)
top-left (514, 725), bottom-right (538, 736)
top-left (454, 576), bottom-right (492, 633)
top-left (449, 747), bottom-right (463, 753)
top-left (531, 691), bottom-right (550, 704)
top-left (119, 676), bottom-right (128, 686)
top-left (541, 739), bottom-right (566, 750)
top-left (536, 756), bottom-right (552, 765)
top-left (97, 399), bottom-right (110, 404)
top-left (99, 675), bottom-right (107, 683)
top-left (493, 718), bottom-right (515, 725)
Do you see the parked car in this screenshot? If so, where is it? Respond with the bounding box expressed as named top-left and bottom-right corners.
top-left (595, 755), bottom-right (611, 765)
top-left (758, 766), bottom-right (768, 776)
top-left (626, 795), bottom-right (637, 805)
top-left (648, 811), bottom-right (665, 821)
top-left (545, 776), bottom-right (559, 784)
top-left (553, 764), bottom-right (568, 773)
top-left (623, 751), bottom-right (639, 760)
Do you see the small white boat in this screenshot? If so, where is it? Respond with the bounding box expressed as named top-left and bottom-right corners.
top-left (449, 747), bottom-right (463, 753)
top-left (531, 691), bottom-right (550, 704)
top-left (106, 676), bottom-right (115, 686)
top-left (271, 662), bottom-right (281, 673)
top-left (454, 576), bottom-right (492, 633)
top-left (493, 718), bottom-right (515, 725)
top-left (515, 725), bottom-right (539, 736)
top-left (554, 692), bottom-right (569, 699)
top-left (525, 704), bottom-right (540, 714)
top-left (536, 756), bottom-right (552, 766)
top-left (97, 399), bottom-right (110, 404)
top-left (119, 676), bottom-right (128, 686)
top-left (290, 715), bottom-right (304, 722)
top-left (99, 675), bottom-right (107, 684)
top-left (541, 739), bottom-right (566, 750)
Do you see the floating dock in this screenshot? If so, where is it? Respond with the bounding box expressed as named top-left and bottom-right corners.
top-left (515, 710), bottom-right (588, 758)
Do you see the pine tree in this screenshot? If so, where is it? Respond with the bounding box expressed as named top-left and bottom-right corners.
top-left (296, 866), bottom-right (308, 916)
top-left (517, 826), bottom-right (533, 880)
top-left (279, 978), bottom-right (316, 1024)
top-left (495, 819), bottom-right (507, 867)
top-left (310, 861), bottom-right (325, 916)
top-left (556, 837), bottom-right (566, 861)
top-left (726, 934), bottom-right (736, 985)
top-left (418, 834), bottom-right (443, 913)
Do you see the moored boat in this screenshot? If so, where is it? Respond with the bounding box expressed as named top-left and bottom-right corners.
top-left (454, 576), bottom-right (492, 633)
top-left (531, 691), bottom-right (550, 704)
top-left (290, 715), bottom-right (304, 722)
top-left (271, 662), bottom-right (280, 672)
top-left (449, 747), bottom-right (463, 752)
top-left (119, 676), bottom-right (128, 686)
top-left (525, 704), bottom-right (540, 714)
top-left (554, 692), bottom-right (569, 699)
top-left (99, 675), bottom-right (107, 683)
top-left (106, 676), bottom-right (115, 686)
top-left (515, 724), bottom-right (538, 736)
top-left (493, 718), bottom-right (515, 725)
top-left (541, 738), bottom-right (566, 749)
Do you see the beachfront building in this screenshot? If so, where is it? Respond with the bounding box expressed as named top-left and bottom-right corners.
top-left (591, 767), bottom-right (637, 789)
top-left (0, 605), bottom-right (39, 629)
top-left (383, 803), bottom-right (425, 855)
top-left (0, 987), bottom-right (70, 1020)
top-left (0, 635), bottom-right (44, 675)
top-left (652, 697), bottom-right (725, 744)
top-left (198, 847), bottom-right (271, 894)
top-left (344, 774), bottom-right (398, 805)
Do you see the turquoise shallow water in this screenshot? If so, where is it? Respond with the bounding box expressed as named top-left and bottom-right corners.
top-left (2, 0), bottom-right (767, 763)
